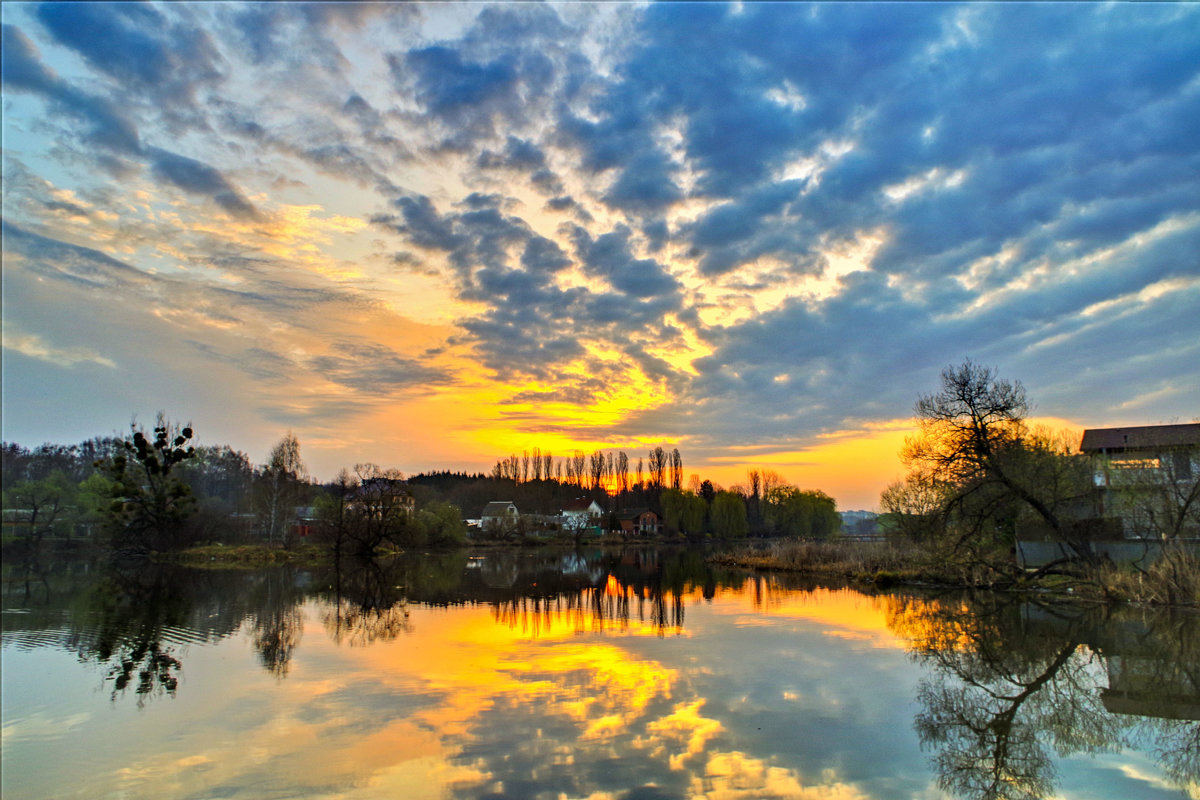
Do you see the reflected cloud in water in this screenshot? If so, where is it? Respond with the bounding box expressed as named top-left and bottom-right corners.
top-left (2, 548), bottom-right (1196, 799)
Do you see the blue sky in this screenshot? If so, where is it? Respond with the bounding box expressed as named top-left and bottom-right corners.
top-left (2, 2), bottom-right (1198, 508)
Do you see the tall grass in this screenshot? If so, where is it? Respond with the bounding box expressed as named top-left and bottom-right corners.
top-left (711, 539), bottom-right (925, 582)
top-left (1096, 543), bottom-right (1200, 606)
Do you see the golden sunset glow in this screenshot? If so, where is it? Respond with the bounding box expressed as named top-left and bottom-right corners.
top-left (4, 1), bottom-right (1196, 510)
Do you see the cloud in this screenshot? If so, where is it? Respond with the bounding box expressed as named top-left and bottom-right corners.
top-left (146, 147), bottom-right (260, 220)
top-left (34, 1), bottom-right (221, 104)
top-left (1, 323), bottom-right (117, 369)
top-left (307, 341), bottom-right (451, 395)
top-left (1, 24), bottom-right (141, 154)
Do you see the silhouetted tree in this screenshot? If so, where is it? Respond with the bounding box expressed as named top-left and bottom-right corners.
top-left (96, 416), bottom-right (197, 554)
top-left (903, 360), bottom-right (1091, 562)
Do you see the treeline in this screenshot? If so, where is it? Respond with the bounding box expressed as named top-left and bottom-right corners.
top-left (3, 430), bottom-right (257, 551)
top-left (413, 454), bottom-right (840, 540)
top-left (3, 418), bottom-right (843, 556)
top-left (489, 445), bottom-right (683, 493)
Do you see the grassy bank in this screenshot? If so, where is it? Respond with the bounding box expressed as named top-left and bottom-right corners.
top-left (163, 543), bottom-right (331, 567)
top-left (711, 538), bottom-right (1200, 606)
top-left (163, 534), bottom-right (629, 566)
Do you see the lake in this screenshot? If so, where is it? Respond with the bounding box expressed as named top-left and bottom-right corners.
top-left (2, 546), bottom-right (1197, 799)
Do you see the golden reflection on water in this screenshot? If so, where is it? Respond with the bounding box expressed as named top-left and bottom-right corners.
top-left (5, 558), bottom-right (1193, 800)
top-left (282, 574), bottom-right (915, 799)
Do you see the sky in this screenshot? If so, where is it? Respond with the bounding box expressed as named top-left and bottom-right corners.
top-left (2, 2), bottom-right (1198, 510)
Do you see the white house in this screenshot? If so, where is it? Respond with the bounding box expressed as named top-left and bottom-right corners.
top-left (561, 498), bottom-right (603, 532)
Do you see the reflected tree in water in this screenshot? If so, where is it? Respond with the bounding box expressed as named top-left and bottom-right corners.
top-left (892, 596), bottom-right (1200, 799)
top-left (248, 567), bottom-right (306, 678)
top-left (69, 564), bottom-right (195, 706)
top-left (23, 562), bottom-right (297, 702)
top-left (321, 556), bottom-right (413, 646)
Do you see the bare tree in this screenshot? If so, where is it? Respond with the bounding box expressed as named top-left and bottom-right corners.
top-left (571, 451), bottom-right (587, 488)
top-left (904, 360), bottom-right (1087, 560)
top-left (670, 448), bottom-right (683, 491)
top-left (255, 433), bottom-right (308, 546)
top-left (616, 451), bottom-right (629, 495)
top-left (589, 451), bottom-right (606, 491)
top-left (648, 447), bottom-right (667, 490)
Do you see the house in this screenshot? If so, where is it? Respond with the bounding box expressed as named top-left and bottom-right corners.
top-left (616, 509), bottom-right (662, 537)
top-left (1080, 423), bottom-right (1200, 537)
top-left (561, 498), bottom-right (603, 526)
top-left (481, 501), bottom-right (519, 533)
top-left (349, 477), bottom-right (415, 518)
top-left (290, 506), bottom-right (318, 540)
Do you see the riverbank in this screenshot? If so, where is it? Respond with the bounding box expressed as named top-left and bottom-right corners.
top-left (711, 539), bottom-right (1200, 606)
top-left (163, 534), bottom-right (643, 566)
top-left (161, 543), bottom-right (331, 567)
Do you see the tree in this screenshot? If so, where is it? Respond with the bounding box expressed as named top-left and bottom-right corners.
top-left (616, 451), bottom-right (629, 496)
top-left (3, 470), bottom-right (74, 547)
top-left (315, 469), bottom-right (355, 560)
top-left (346, 463), bottom-right (412, 553)
top-left (648, 446), bottom-right (667, 491)
top-left (589, 450), bottom-right (606, 491)
top-left (879, 468), bottom-right (950, 544)
top-left (903, 360), bottom-right (1089, 561)
top-left (765, 486), bottom-right (840, 539)
top-left (96, 416), bottom-right (197, 554)
top-left (254, 433), bottom-right (308, 546)
top-left (661, 489), bottom-right (706, 535)
top-left (711, 491), bottom-right (748, 539)
top-left (571, 451), bottom-right (587, 487)
top-left (415, 501), bottom-right (468, 547)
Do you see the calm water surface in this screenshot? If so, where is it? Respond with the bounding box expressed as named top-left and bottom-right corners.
top-left (2, 547), bottom-right (1197, 800)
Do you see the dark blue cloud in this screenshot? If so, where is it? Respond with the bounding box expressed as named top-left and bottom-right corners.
top-left (307, 341), bottom-right (449, 393)
top-left (399, 45), bottom-right (520, 136)
top-left (34, 1), bottom-right (223, 129)
top-left (1, 24), bottom-right (141, 154)
top-left (36, 3), bottom-right (169, 85)
top-left (571, 226), bottom-right (681, 301)
top-left (477, 135), bottom-right (546, 171)
top-left (521, 236), bottom-right (571, 274)
top-left (1, 219), bottom-right (149, 291)
top-left (225, 2), bottom-right (409, 68)
top-left (602, 151), bottom-right (682, 214)
top-left (146, 147), bottom-right (260, 220)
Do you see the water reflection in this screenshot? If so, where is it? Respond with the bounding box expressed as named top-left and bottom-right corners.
top-left (891, 595), bottom-right (1200, 799)
top-left (320, 555), bottom-right (413, 646)
top-left (3, 548), bottom-right (1197, 800)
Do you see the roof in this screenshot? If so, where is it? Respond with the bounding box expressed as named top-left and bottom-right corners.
top-left (562, 498), bottom-right (599, 512)
top-left (615, 508), bottom-right (658, 520)
top-left (481, 501), bottom-right (517, 516)
top-left (1080, 423), bottom-right (1200, 453)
